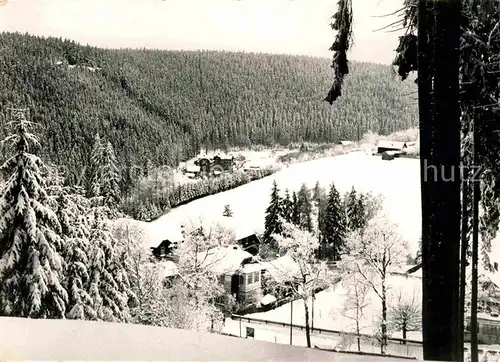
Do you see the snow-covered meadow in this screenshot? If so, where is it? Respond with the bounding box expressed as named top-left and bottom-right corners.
top-left (139, 151), bottom-right (422, 254)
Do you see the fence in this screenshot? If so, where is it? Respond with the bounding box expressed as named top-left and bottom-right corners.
top-left (230, 314), bottom-right (422, 345)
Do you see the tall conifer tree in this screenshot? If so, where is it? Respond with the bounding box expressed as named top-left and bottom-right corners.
top-left (263, 180), bottom-right (282, 247)
top-left (0, 109), bottom-right (68, 318)
top-left (324, 182), bottom-right (346, 261)
top-left (297, 183), bottom-right (313, 232)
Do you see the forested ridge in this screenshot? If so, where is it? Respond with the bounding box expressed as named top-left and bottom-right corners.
top-left (0, 32), bottom-right (417, 184)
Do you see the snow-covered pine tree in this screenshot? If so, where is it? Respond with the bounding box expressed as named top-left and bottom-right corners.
top-left (222, 204), bottom-right (233, 217)
top-left (0, 109), bottom-right (68, 318)
top-left (101, 142), bottom-right (121, 209)
top-left (263, 180), bottom-right (282, 247)
top-left (87, 207), bottom-right (131, 322)
top-left (345, 187), bottom-right (358, 230)
top-left (317, 189), bottom-right (328, 258)
top-left (280, 188), bottom-right (293, 222)
top-left (55, 186), bottom-right (96, 320)
top-left (88, 133), bottom-right (104, 199)
top-left (44, 166), bottom-right (95, 320)
top-left (354, 193), bottom-right (368, 231)
top-left (345, 187), bottom-right (366, 232)
top-left (325, 182), bottom-right (347, 261)
top-left (291, 191), bottom-right (300, 225)
top-left (312, 181), bottom-right (323, 205)
top-left (297, 183), bottom-right (313, 232)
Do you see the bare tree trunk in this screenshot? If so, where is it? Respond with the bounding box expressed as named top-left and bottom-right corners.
top-left (311, 293), bottom-right (315, 332)
top-left (381, 282), bottom-right (388, 354)
top-left (356, 319), bottom-right (361, 352)
top-left (402, 321), bottom-right (407, 345)
top-left (303, 299), bottom-right (312, 348)
top-left (471, 121), bottom-right (480, 362)
top-left (459, 159), bottom-right (470, 362)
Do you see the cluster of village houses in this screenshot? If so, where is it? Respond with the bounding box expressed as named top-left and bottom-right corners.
top-left (145, 219), bottom-right (299, 310)
top-left (183, 153), bottom-right (262, 179)
top-left (149, 139), bottom-right (500, 344)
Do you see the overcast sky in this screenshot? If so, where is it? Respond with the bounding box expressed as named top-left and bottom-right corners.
top-left (0, 0), bottom-right (405, 64)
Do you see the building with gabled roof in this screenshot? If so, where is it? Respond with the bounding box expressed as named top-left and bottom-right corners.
top-left (377, 140), bottom-right (408, 154)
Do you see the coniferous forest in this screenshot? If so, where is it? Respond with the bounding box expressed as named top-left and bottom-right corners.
top-left (0, 32), bottom-right (417, 187)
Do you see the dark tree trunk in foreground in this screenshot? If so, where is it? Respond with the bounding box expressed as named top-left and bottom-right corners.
top-left (471, 121), bottom-right (480, 362)
top-left (459, 166), bottom-right (470, 362)
top-left (419, 0), bottom-right (462, 360)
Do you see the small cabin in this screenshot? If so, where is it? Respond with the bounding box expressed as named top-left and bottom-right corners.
top-left (151, 239), bottom-right (176, 260)
top-left (213, 154), bottom-right (235, 172)
top-left (377, 140), bottom-right (408, 154)
top-left (194, 157), bottom-right (212, 174)
top-left (207, 245), bottom-right (265, 305)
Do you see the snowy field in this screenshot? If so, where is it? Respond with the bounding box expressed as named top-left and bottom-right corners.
top-left (2, 317), bottom-right (408, 361)
top-left (137, 150), bottom-right (500, 262)
top-left (140, 152), bottom-right (422, 253)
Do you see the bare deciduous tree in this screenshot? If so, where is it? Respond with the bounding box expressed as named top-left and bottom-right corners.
top-left (112, 220), bottom-right (230, 332)
top-left (344, 215), bottom-right (409, 354)
top-left (341, 270), bottom-right (370, 352)
top-left (272, 220), bottom-right (330, 348)
top-left (388, 286), bottom-right (421, 344)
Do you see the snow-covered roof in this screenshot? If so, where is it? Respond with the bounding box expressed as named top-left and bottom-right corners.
top-left (261, 255), bottom-right (300, 283)
top-left (383, 150), bottom-right (402, 156)
top-left (186, 165), bottom-right (201, 173)
top-left (214, 153), bottom-right (234, 160)
top-left (144, 217), bottom-right (258, 250)
top-left (160, 260), bottom-right (178, 278)
top-left (215, 217), bottom-right (258, 241)
top-left (476, 312), bottom-right (500, 323)
top-left (0, 317), bottom-right (366, 361)
top-left (260, 294), bottom-right (277, 306)
top-left (142, 221), bottom-right (184, 249)
top-left (241, 262), bottom-right (265, 274)
top-left (377, 140), bottom-right (407, 150)
top-left (200, 245), bottom-right (253, 275)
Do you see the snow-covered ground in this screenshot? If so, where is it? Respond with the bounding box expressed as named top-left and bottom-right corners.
top-left (222, 318), bottom-right (423, 359)
top-left (141, 152), bottom-right (422, 253)
top-left (139, 150), bottom-right (500, 263)
top-left (244, 273), bottom-right (423, 339)
top-left (2, 317), bottom-right (403, 361)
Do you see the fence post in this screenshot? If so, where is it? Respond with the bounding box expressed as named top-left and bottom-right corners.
top-left (239, 318), bottom-right (242, 338)
top-left (290, 300), bottom-right (293, 345)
